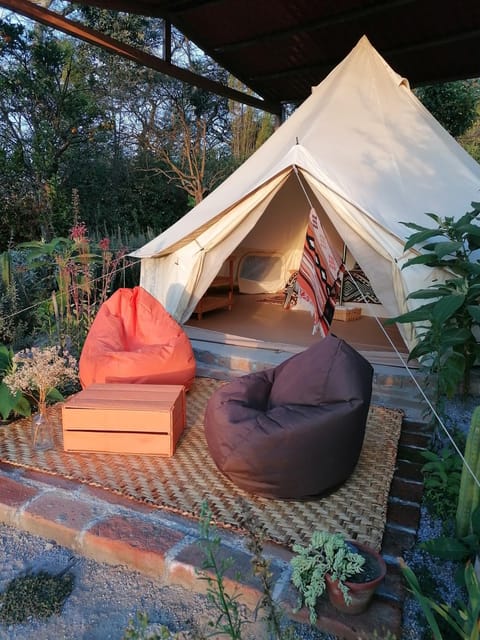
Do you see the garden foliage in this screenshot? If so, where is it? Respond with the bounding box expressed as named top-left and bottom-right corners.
top-left (388, 204), bottom-right (480, 401)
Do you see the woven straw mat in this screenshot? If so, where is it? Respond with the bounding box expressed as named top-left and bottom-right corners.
top-left (0, 377), bottom-right (403, 550)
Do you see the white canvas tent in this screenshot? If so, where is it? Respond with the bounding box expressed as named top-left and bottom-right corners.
top-left (131, 35), bottom-right (480, 350)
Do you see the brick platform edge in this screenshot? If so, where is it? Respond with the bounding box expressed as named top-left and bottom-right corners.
top-left (0, 416), bottom-right (430, 640)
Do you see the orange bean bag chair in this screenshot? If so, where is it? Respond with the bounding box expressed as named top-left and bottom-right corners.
top-left (79, 286), bottom-right (196, 390)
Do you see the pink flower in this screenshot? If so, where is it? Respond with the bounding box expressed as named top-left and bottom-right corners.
top-left (70, 222), bottom-right (88, 242)
top-left (98, 237), bottom-right (110, 251)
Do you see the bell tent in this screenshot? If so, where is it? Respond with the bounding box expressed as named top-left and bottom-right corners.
top-left (131, 35), bottom-right (480, 350)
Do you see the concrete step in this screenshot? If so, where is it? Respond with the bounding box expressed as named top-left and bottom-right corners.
top-left (190, 338), bottom-right (431, 422)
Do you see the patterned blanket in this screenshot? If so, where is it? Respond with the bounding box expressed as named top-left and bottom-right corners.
top-left (296, 208), bottom-right (344, 335)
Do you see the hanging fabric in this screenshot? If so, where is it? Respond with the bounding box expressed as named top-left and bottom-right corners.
top-left (296, 207), bottom-right (344, 336)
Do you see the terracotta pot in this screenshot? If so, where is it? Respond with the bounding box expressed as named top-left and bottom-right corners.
top-left (325, 541), bottom-right (387, 615)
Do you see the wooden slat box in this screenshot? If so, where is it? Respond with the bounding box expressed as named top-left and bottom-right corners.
top-left (334, 306), bottom-right (362, 322)
top-left (62, 383), bottom-right (186, 456)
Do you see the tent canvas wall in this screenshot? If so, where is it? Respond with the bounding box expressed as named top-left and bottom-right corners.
top-left (131, 35), bottom-right (480, 350)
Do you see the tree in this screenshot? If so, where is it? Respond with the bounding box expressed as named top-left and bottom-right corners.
top-left (228, 77), bottom-right (275, 164)
top-left (0, 19), bottom-right (103, 242)
top-left (415, 80), bottom-right (479, 138)
top-left (138, 37), bottom-right (234, 205)
top-left (0, 10), bottom-right (191, 244)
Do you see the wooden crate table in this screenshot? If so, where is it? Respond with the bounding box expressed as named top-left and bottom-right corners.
top-left (333, 306), bottom-right (362, 322)
top-left (62, 383), bottom-right (186, 456)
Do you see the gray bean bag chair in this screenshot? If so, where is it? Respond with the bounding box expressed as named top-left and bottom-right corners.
top-left (204, 334), bottom-right (374, 498)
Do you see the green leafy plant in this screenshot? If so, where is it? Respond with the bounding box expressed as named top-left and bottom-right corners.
top-left (290, 531), bottom-right (365, 624)
top-left (421, 506), bottom-right (480, 573)
top-left (122, 612), bottom-right (191, 639)
top-left (422, 445), bottom-right (463, 522)
top-left (0, 251), bottom-right (29, 348)
top-left (457, 406), bottom-right (480, 538)
top-left (238, 501), bottom-right (298, 640)
top-left (399, 558), bottom-right (480, 640)
top-left (19, 213), bottom-right (128, 357)
top-left (124, 501), bottom-right (307, 639)
top-left (0, 344), bottom-right (30, 420)
top-left (0, 568), bottom-right (74, 624)
top-left (415, 80), bottom-right (478, 138)
top-left (386, 206), bottom-right (480, 402)
top-left (196, 502), bottom-right (250, 639)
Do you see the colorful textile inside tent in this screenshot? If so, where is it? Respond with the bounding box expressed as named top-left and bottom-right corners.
top-left (296, 208), bottom-right (344, 335)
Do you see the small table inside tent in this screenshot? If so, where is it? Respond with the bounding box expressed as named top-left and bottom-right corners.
top-left (192, 257), bottom-right (234, 319)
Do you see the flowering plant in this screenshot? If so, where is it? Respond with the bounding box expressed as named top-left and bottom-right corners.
top-left (3, 346), bottom-right (78, 410)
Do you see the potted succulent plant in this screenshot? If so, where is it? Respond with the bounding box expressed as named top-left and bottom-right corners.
top-left (290, 530), bottom-right (386, 622)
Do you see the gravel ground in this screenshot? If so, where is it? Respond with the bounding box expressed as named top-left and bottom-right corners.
top-left (400, 393), bottom-right (478, 639)
top-left (0, 523), bottom-right (330, 640)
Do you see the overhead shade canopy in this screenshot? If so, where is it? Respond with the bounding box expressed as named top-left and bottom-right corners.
top-left (1, 0), bottom-right (480, 114)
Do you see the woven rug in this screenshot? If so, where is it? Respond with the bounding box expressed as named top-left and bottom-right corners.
top-left (0, 378), bottom-right (403, 550)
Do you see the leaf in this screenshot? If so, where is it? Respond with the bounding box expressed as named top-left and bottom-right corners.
top-left (434, 241), bottom-right (464, 258)
top-left (421, 450), bottom-right (442, 462)
top-left (403, 228), bottom-right (441, 251)
top-left (401, 222), bottom-right (431, 232)
top-left (46, 388), bottom-right (64, 402)
top-left (425, 212), bottom-right (442, 225)
top-left (431, 294), bottom-right (465, 325)
top-left (407, 289), bottom-right (443, 300)
top-left (466, 284), bottom-right (480, 299)
top-left (14, 395), bottom-right (31, 417)
top-left (401, 254), bottom-right (440, 269)
top-left (467, 306), bottom-right (480, 322)
top-left (388, 305), bottom-right (435, 324)
top-left (471, 505), bottom-right (480, 537)
top-left (457, 223), bottom-right (480, 236)
top-left (409, 341), bottom-right (437, 361)
top-left (440, 328), bottom-right (472, 346)
top-left (441, 354), bottom-right (465, 397)
top-left (0, 345), bottom-right (12, 375)
top-left (0, 383), bottom-right (16, 420)
top-left (456, 210), bottom-right (478, 226)
top-left (399, 560), bottom-right (444, 640)
top-left (420, 537), bottom-right (470, 561)
top-left (464, 263), bottom-right (480, 275)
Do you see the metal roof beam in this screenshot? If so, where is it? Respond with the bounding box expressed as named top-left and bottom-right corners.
top-left (247, 28), bottom-right (480, 85)
top-left (213, 0), bottom-right (416, 53)
top-left (0, 0), bottom-right (282, 115)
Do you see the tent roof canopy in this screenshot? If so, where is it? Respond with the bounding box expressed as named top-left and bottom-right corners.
top-left (2, 0), bottom-right (480, 115)
top-left (132, 35), bottom-right (480, 262)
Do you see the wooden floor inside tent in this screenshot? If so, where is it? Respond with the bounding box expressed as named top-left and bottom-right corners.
top-left (185, 292), bottom-right (410, 368)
